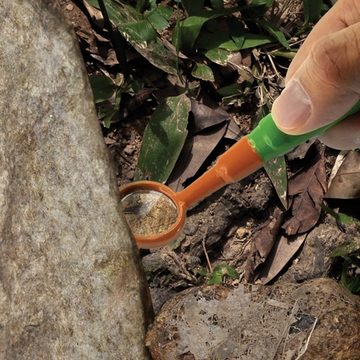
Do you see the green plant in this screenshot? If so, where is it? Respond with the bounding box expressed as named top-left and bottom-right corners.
top-left (208, 264), bottom-right (239, 285)
top-left (87, 0), bottom-right (328, 184)
top-left (331, 242), bottom-right (360, 294)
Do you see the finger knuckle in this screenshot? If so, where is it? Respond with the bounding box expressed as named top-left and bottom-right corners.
top-left (309, 36), bottom-right (344, 86)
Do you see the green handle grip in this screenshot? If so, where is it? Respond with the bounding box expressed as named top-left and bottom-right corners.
top-left (248, 101), bottom-right (360, 161)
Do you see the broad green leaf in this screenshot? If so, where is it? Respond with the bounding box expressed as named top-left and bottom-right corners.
top-left (191, 63), bottom-right (215, 81)
top-left (242, 33), bottom-right (273, 49)
top-left (178, 13), bottom-right (224, 49)
top-left (258, 19), bottom-right (290, 49)
top-left (136, 41), bottom-right (179, 75)
top-left (176, 7), bottom-right (239, 49)
top-left (199, 31), bottom-right (272, 52)
top-left (146, 5), bottom-right (172, 31)
top-left (217, 83), bottom-right (242, 98)
top-left (89, 75), bottom-right (115, 103)
top-left (121, 20), bottom-right (158, 44)
top-left (135, 94), bottom-right (191, 182)
top-left (208, 264), bottom-right (239, 285)
top-left (205, 48), bottom-right (231, 65)
top-left (104, 1), bottom-right (179, 74)
top-left (197, 32), bottom-right (241, 51)
top-left (303, 0), bottom-right (323, 24)
top-left (264, 156), bottom-right (288, 209)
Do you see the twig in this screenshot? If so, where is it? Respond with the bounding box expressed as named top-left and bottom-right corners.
top-left (295, 317), bottom-right (318, 360)
top-left (202, 235), bottom-right (213, 273)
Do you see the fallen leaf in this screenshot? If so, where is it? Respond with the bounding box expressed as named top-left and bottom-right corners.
top-left (167, 122), bottom-right (228, 191)
top-left (223, 120), bottom-right (241, 141)
top-left (257, 234), bottom-right (307, 284)
top-left (191, 100), bottom-right (229, 132)
top-left (89, 74), bottom-right (115, 103)
top-left (166, 101), bottom-right (230, 190)
top-left (244, 208), bottom-right (284, 282)
top-left (264, 156), bottom-right (288, 209)
top-left (286, 139), bottom-right (316, 160)
top-left (325, 150), bottom-right (360, 199)
top-left (283, 147), bottom-right (327, 235)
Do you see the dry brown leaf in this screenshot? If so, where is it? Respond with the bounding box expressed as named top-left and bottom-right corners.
top-left (167, 123), bottom-right (228, 191)
top-left (257, 234), bottom-right (307, 284)
top-left (191, 100), bottom-right (229, 132)
top-left (244, 208), bottom-right (284, 282)
top-left (283, 147), bottom-right (326, 236)
top-left (325, 150), bottom-right (360, 199)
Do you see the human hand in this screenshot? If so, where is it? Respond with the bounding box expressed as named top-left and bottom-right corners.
top-left (271, 0), bottom-right (360, 150)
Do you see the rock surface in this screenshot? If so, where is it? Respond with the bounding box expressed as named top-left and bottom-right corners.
top-left (0, 1), bottom-right (151, 359)
top-left (147, 279), bottom-right (360, 360)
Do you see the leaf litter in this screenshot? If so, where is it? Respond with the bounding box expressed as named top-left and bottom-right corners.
top-left (59, 0), bottom-right (360, 315)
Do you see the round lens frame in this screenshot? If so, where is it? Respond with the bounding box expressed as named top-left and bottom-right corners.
top-left (119, 181), bottom-right (186, 248)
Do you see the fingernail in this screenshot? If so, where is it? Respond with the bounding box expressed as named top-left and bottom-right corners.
top-left (273, 79), bottom-right (312, 130)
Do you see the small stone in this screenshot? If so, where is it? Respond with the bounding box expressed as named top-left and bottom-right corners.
top-left (124, 144), bottom-right (135, 155)
top-left (65, 3), bottom-right (74, 11)
top-left (235, 226), bottom-right (248, 239)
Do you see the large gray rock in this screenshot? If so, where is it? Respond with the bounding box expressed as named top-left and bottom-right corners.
top-left (0, 1), bottom-right (152, 358)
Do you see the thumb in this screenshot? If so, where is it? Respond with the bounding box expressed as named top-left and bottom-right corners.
top-left (272, 23), bottom-right (360, 135)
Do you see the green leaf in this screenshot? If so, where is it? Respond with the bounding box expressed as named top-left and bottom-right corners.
top-left (89, 75), bottom-right (115, 103)
top-left (323, 205), bottom-right (360, 229)
top-left (208, 264), bottom-right (239, 285)
top-left (176, 7), bottom-right (239, 50)
top-left (102, 110), bottom-right (116, 128)
top-left (135, 94), bottom-right (191, 182)
top-left (177, 13), bottom-right (224, 49)
top-left (242, 33), bottom-right (273, 49)
top-left (264, 156), bottom-right (288, 209)
top-left (146, 5), bottom-right (172, 31)
top-left (191, 63), bottom-right (215, 81)
top-left (86, 0), bottom-right (99, 8)
top-left (216, 83), bottom-right (242, 98)
top-left (258, 19), bottom-right (290, 49)
top-left (204, 48), bottom-right (231, 65)
top-left (200, 32), bottom-right (272, 52)
top-left (104, 1), bottom-right (179, 75)
top-left (331, 242), bottom-right (360, 259)
top-left (303, 0), bottom-right (323, 24)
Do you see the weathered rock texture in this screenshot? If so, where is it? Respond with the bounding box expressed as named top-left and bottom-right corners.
top-left (147, 279), bottom-right (360, 360)
top-left (0, 1), bottom-right (151, 358)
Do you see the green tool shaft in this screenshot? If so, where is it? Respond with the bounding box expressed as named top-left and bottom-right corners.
top-left (248, 101), bottom-right (360, 161)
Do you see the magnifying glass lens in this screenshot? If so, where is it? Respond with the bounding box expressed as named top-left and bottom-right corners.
top-left (121, 189), bottom-right (179, 236)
